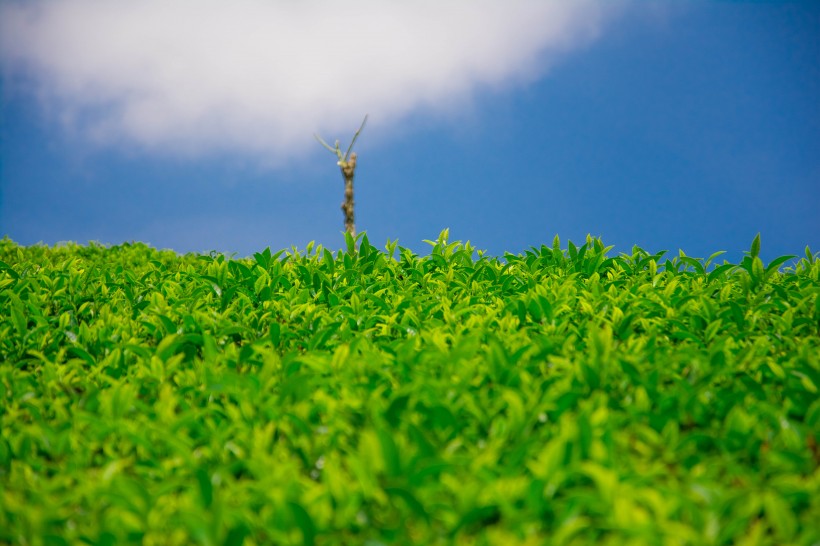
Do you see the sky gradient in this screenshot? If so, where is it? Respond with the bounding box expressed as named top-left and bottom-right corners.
top-left (2, 1), bottom-right (818, 263)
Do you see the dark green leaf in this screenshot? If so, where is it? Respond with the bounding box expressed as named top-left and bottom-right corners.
top-left (287, 501), bottom-right (316, 546)
top-left (750, 233), bottom-right (761, 259)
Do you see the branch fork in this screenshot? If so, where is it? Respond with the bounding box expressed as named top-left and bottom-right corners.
top-left (315, 115), bottom-right (368, 237)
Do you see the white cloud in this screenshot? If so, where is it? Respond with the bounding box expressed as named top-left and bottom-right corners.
top-left (1, 0), bottom-right (619, 165)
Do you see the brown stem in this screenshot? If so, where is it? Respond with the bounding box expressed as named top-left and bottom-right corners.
top-left (340, 152), bottom-right (357, 237)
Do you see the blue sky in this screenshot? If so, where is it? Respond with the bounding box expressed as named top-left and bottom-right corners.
top-left (1, 1), bottom-right (818, 263)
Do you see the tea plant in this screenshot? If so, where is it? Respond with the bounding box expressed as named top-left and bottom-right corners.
top-left (1, 232), bottom-right (818, 545)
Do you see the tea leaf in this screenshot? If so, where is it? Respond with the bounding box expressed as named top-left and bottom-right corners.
top-left (750, 232), bottom-right (761, 259)
top-left (1, 234), bottom-right (817, 545)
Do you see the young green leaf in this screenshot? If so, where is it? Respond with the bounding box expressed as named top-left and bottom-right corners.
top-left (750, 233), bottom-right (761, 259)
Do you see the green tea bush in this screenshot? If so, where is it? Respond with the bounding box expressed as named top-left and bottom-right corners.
top-left (1, 231), bottom-right (818, 545)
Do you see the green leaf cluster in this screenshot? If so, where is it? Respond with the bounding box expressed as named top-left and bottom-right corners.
top-left (1, 233), bottom-right (819, 545)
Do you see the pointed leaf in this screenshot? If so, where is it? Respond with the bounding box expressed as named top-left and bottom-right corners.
top-left (750, 233), bottom-right (761, 259)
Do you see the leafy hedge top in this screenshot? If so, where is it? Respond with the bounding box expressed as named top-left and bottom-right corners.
top-left (1, 232), bottom-right (819, 545)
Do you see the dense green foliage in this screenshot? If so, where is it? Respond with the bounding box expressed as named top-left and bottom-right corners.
top-left (1, 231), bottom-right (819, 545)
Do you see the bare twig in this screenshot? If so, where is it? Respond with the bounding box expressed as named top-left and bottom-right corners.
top-left (314, 115), bottom-right (368, 237)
